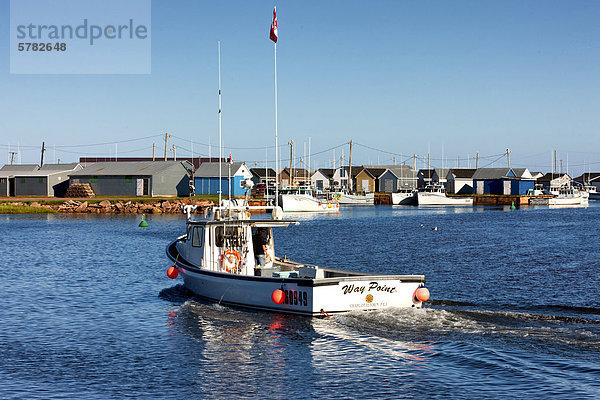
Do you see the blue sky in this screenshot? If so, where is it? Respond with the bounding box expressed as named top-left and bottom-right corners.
top-left (1, 0), bottom-right (599, 175)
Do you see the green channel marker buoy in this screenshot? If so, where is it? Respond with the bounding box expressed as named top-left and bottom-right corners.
top-left (139, 214), bottom-right (148, 227)
top-left (510, 201), bottom-right (516, 210)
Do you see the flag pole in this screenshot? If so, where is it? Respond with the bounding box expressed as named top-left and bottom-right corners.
top-left (274, 41), bottom-right (279, 205)
top-left (271, 6), bottom-right (279, 206)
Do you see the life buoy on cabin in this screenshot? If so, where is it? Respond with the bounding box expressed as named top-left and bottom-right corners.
top-left (221, 249), bottom-right (242, 272)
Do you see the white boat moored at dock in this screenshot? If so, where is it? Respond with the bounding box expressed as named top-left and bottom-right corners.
top-left (417, 184), bottom-right (473, 206)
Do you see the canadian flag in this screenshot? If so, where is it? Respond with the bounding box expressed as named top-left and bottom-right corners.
top-left (270, 7), bottom-right (278, 43)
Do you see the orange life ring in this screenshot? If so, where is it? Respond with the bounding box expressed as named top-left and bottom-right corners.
top-left (221, 249), bottom-right (242, 272)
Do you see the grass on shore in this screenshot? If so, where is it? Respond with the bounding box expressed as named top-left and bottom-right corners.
top-left (0, 205), bottom-right (57, 214)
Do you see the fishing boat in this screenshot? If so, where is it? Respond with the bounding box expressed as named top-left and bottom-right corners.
top-left (165, 203), bottom-right (429, 316)
top-left (417, 184), bottom-right (473, 206)
top-left (279, 187), bottom-right (340, 212)
top-left (391, 189), bottom-right (417, 205)
top-left (330, 189), bottom-right (374, 205)
top-left (164, 13), bottom-right (428, 315)
top-left (530, 185), bottom-right (589, 206)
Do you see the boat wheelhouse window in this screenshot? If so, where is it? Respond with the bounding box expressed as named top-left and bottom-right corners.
top-left (192, 226), bottom-right (204, 247)
top-left (214, 225), bottom-right (244, 248)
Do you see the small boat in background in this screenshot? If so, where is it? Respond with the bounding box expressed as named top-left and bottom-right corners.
top-left (530, 185), bottom-right (589, 206)
top-left (391, 189), bottom-right (417, 205)
top-left (331, 189), bottom-right (374, 205)
top-left (279, 187), bottom-right (340, 212)
top-left (417, 184), bottom-right (473, 206)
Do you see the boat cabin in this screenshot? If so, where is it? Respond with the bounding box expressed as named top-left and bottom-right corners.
top-left (176, 217), bottom-right (299, 277)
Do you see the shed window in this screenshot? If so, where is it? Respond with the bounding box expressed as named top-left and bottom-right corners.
top-left (38, 177), bottom-right (44, 184)
top-left (125, 176), bottom-right (132, 183)
top-left (192, 226), bottom-right (204, 247)
top-left (20, 178), bottom-right (25, 184)
top-left (90, 177), bottom-right (98, 183)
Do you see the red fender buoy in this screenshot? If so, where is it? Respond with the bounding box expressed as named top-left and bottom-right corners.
top-left (167, 266), bottom-right (179, 279)
top-left (271, 289), bottom-right (285, 304)
top-left (414, 287), bottom-right (430, 302)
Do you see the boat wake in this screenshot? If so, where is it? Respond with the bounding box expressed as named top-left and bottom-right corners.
top-left (332, 305), bottom-right (600, 349)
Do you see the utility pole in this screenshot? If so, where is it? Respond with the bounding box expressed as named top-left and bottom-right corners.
top-left (164, 133), bottom-right (171, 161)
top-left (476, 152), bottom-right (479, 169)
top-left (172, 144), bottom-right (176, 161)
top-left (9, 151), bottom-right (17, 165)
top-left (40, 141), bottom-right (46, 167)
top-left (152, 143), bottom-right (155, 160)
top-left (554, 150), bottom-right (557, 175)
top-left (427, 152), bottom-right (430, 171)
top-left (413, 154), bottom-right (417, 171)
top-left (393, 157), bottom-right (396, 166)
top-left (288, 140), bottom-right (293, 186)
top-left (348, 140), bottom-right (353, 192)
top-left (506, 148), bottom-right (511, 169)
top-left (457, 156), bottom-right (460, 168)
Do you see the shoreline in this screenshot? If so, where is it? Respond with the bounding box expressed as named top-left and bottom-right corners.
top-left (0, 198), bottom-right (215, 215)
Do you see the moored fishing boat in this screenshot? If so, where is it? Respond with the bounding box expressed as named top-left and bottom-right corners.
top-left (331, 189), bottom-right (374, 205)
top-left (417, 184), bottom-right (473, 206)
top-left (391, 189), bottom-right (417, 205)
top-left (165, 204), bottom-right (429, 316)
top-left (279, 187), bottom-right (340, 212)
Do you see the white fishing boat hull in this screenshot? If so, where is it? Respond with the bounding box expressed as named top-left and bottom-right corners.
top-left (548, 196), bottom-right (588, 206)
top-left (280, 194), bottom-right (340, 212)
top-left (391, 191), bottom-right (416, 205)
top-left (589, 192), bottom-right (600, 201)
top-left (417, 192), bottom-right (473, 206)
top-left (336, 192), bottom-right (374, 205)
top-left (168, 240), bottom-right (425, 316)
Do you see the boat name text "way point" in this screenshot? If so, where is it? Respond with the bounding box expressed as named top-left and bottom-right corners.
top-left (341, 282), bottom-right (397, 295)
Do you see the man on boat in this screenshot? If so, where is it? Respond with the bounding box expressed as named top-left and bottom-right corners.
top-left (253, 228), bottom-right (268, 269)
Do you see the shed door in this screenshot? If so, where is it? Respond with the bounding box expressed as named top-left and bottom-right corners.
top-left (361, 179), bottom-right (369, 192)
top-left (503, 180), bottom-right (511, 195)
top-left (383, 179), bottom-right (393, 193)
top-left (476, 181), bottom-right (484, 194)
top-left (136, 179), bottom-right (144, 196)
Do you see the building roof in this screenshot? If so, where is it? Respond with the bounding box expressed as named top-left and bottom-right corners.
top-left (471, 168), bottom-right (513, 180)
top-left (448, 168), bottom-right (476, 179)
top-left (339, 166), bottom-right (366, 179)
top-left (280, 167), bottom-right (311, 179)
top-left (512, 168), bottom-right (534, 179)
top-left (418, 169), bottom-right (434, 179)
top-left (0, 164), bottom-right (39, 172)
top-left (40, 163), bottom-right (81, 171)
top-left (10, 163), bottom-right (82, 177)
top-left (250, 168), bottom-right (277, 178)
top-left (70, 161), bottom-right (192, 177)
top-left (434, 168), bottom-right (450, 178)
top-left (195, 162), bottom-right (248, 178)
top-left (574, 172), bottom-right (600, 182)
top-left (316, 168), bottom-right (335, 178)
top-left (537, 172), bottom-right (571, 183)
top-left (386, 166), bottom-right (417, 179)
top-left (359, 167), bottom-right (387, 179)
top-left (80, 157), bottom-right (218, 170)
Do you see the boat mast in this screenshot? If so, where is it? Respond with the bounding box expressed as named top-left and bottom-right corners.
top-left (218, 41), bottom-right (222, 214)
top-left (348, 140), bottom-right (353, 192)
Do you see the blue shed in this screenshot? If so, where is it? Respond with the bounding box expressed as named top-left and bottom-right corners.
top-left (194, 162), bottom-right (253, 196)
top-left (472, 168), bottom-right (536, 195)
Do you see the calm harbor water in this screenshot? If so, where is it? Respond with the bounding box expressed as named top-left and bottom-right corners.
top-left (1, 204), bottom-right (599, 399)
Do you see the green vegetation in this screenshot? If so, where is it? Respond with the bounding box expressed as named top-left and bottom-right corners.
top-left (0, 205), bottom-right (57, 214)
